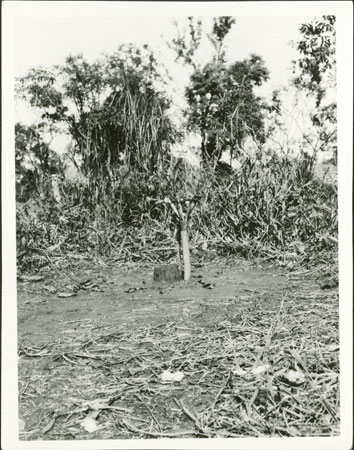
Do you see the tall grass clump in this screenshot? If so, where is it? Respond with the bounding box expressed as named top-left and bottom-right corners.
top-left (190, 151), bottom-right (337, 268)
top-left (16, 147), bottom-right (337, 273)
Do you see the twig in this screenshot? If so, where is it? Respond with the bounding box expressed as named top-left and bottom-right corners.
top-left (73, 352), bottom-right (105, 360)
top-left (134, 394), bottom-right (162, 431)
top-left (42, 414), bottom-right (57, 434)
top-left (207, 370), bottom-right (232, 420)
top-left (62, 353), bottom-right (79, 365)
top-left (173, 397), bottom-right (209, 435)
top-left (121, 419), bottom-right (198, 437)
top-left (246, 388), bottom-right (260, 416)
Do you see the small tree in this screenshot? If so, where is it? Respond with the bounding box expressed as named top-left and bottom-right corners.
top-left (164, 193), bottom-right (198, 281)
top-left (170, 17), bottom-right (271, 165)
top-left (150, 158), bottom-right (201, 281)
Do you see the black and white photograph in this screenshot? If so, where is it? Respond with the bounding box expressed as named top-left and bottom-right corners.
top-left (2, 2), bottom-right (353, 449)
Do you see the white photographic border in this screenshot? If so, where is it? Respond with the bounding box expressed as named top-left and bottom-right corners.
top-left (2, 2), bottom-right (353, 449)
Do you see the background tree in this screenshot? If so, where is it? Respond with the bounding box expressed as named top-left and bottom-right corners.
top-left (186, 55), bottom-right (270, 164)
top-left (292, 15), bottom-right (336, 161)
top-left (170, 17), bottom-right (271, 165)
top-left (16, 44), bottom-right (176, 199)
top-left (169, 17), bottom-right (203, 69)
top-left (208, 16), bottom-right (236, 64)
top-left (15, 122), bottom-right (63, 202)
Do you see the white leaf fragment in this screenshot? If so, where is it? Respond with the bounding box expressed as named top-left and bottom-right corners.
top-left (160, 370), bottom-right (184, 382)
top-left (81, 416), bottom-right (100, 433)
top-left (233, 368), bottom-right (247, 376)
top-left (19, 418), bottom-right (26, 431)
top-left (283, 369), bottom-right (306, 385)
top-left (233, 364), bottom-right (270, 376)
top-left (250, 364), bottom-right (270, 375)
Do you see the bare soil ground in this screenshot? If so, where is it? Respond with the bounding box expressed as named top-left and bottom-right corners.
top-left (18, 257), bottom-right (339, 440)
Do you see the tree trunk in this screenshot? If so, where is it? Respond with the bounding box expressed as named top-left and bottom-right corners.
top-left (180, 220), bottom-right (191, 281)
top-left (51, 175), bottom-right (62, 205)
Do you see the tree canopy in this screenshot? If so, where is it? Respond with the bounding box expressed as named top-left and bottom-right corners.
top-left (171, 17), bottom-right (271, 164)
top-left (16, 44), bottom-right (177, 186)
top-left (292, 15), bottom-right (336, 157)
top-left (186, 55), bottom-right (270, 163)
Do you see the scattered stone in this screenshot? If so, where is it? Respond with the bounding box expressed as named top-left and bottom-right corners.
top-left (153, 264), bottom-right (181, 282)
top-left (125, 287), bottom-right (144, 293)
top-left (197, 278), bottom-right (216, 289)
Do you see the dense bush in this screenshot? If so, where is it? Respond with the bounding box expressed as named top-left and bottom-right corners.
top-left (191, 154), bottom-right (337, 262)
top-left (17, 150), bottom-right (337, 272)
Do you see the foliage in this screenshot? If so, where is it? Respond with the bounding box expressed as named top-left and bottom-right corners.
top-left (208, 16), bottom-right (236, 63)
top-left (169, 16), bottom-right (236, 68)
top-left (169, 16), bottom-right (271, 164)
top-left (293, 16), bottom-right (336, 98)
top-left (169, 17), bottom-right (203, 68)
top-left (15, 19), bottom-right (337, 275)
top-left (191, 152), bottom-right (337, 263)
top-left (17, 150), bottom-right (337, 272)
top-left (186, 55), bottom-right (270, 163)
top-left (292, 16), bottom-right (336, 158)
top-left (16, 45), bottom-right (176, 189)
top-left (15, 123), bottom-right (63, 202)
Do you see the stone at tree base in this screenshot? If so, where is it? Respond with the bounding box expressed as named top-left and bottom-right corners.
top-left (153, 264), bottom-right (182, 282)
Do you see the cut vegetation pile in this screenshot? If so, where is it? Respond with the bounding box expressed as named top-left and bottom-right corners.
top-left (19, 282), bottom-right (339, 440)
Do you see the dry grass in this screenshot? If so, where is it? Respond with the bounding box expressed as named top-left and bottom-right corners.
top-left (16, 151), bottom-right (338, 278)
top-left (18, 287), bottom-right (339, 440)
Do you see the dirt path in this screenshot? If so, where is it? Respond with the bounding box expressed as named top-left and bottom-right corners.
top-left (18, 259), bottom-right (299, 345)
